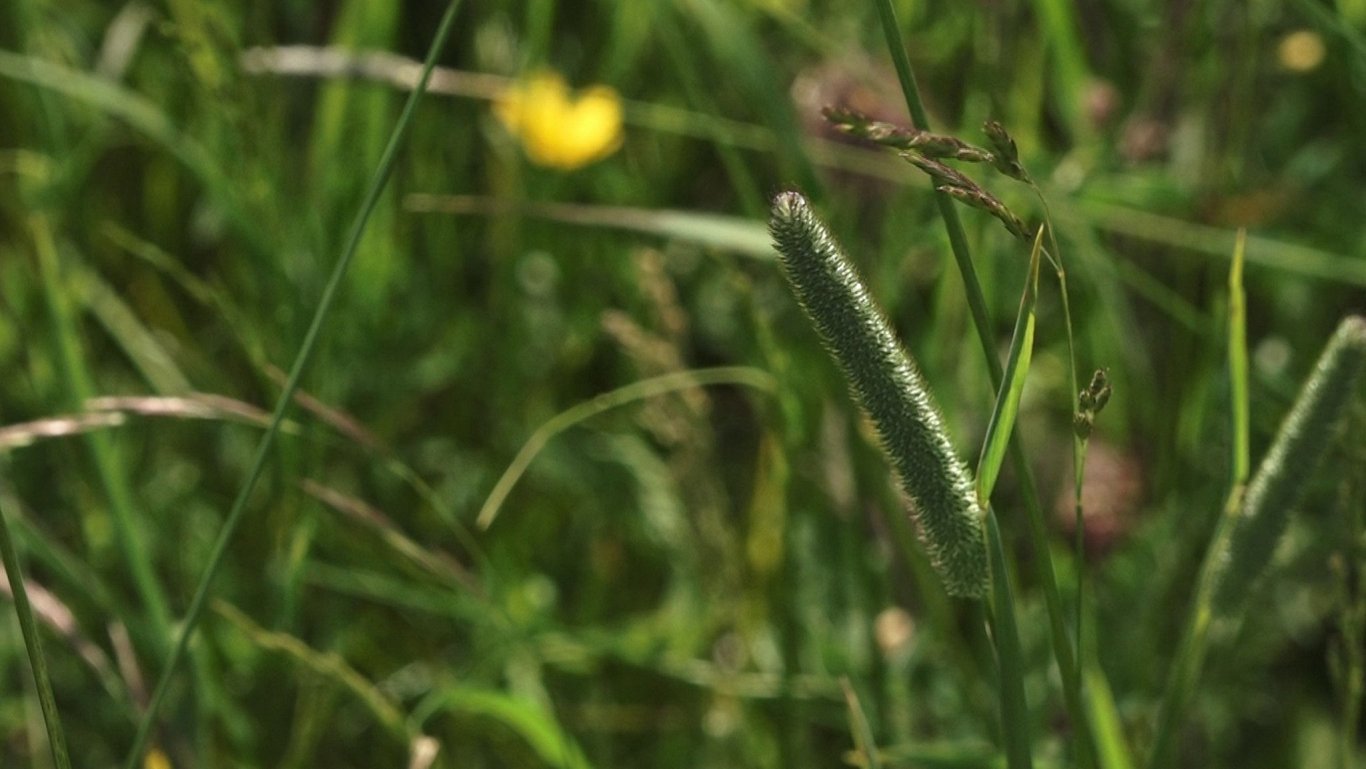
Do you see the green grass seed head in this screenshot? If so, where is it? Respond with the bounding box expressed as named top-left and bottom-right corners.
top-left (769, 192), bottom-right (989, 598)
top-left (1211, 315), bottom-right (1366, 617)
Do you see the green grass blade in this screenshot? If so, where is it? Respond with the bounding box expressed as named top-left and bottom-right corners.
top-left (404, 194), bottom-right (775, 258)
top-left (1228, 230), bottom-right (1250, 486)
top-left (986, 512), bottom-right (1034, 769)
top-left (1072, 198), bottom-right (1366, 287)
top-left (120, 3), bottom-right (464, 766)
top-left (1084, 663), bottom-right (1135, 769)
top-left (0, 50), bottom-right (272, 262)
top-left (976, 228), bottom-right (1044, 505)
top-left (32, 216), bottom-right (173, 650)
top-left (414, 687), bottom-right (595, 769)
top-left (842, 678), bottom-right (884, 769)
top-left (0, 470), bottom-right (72, 769)
top-left (476, 366), bottom-right (775, 529)
top-left (212, 601), bottom-right (412, 742)
top-left (1029, 0), bottom-right (1090, 137)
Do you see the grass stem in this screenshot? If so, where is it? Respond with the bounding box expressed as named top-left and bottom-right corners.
top-left (869, 2), bottom-right (1093, 763)
top-left (120, 3), bottom-right (464, 766)
top-left (0, 469), bottom-right (72, 769)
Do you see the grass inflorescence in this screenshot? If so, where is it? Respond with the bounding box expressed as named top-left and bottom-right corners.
top-left (769, 191), bottom-right (988, 598)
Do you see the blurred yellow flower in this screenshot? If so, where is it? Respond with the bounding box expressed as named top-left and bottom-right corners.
top-left (495, 70), bottom-right (624, 170)
top-left (144, 748), bottom-right (172, 769)
top-left (1278, 30), bottom-right (1326, 72)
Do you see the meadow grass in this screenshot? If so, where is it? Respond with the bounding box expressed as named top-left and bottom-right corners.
top-left (2, 1), bottom-right (1365, 768)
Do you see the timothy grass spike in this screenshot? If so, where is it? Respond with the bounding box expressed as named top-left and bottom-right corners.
top-left (1210, 315), bottom-right (1366, 617)
top-left (770, 192), bottom-right (988, 598)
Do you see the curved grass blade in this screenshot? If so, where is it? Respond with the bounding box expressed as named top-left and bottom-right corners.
top-left (976, 227), bottom-right (1044, 505)
top-left (476, 367), bottom-right (776, 529)
top-left (0, 471), bottom-right (72, 769)
top-left (842, 679), bottom-right (883, 769)
top-left (121, 3), bottom-right (465, 767)
top-left (413, 686), bottom-right (595, 769)
top-left (1084, 663), bottom-right (1135, 769)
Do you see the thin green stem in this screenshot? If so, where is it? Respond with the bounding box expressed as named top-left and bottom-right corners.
top-left (870, 2), bottom-right (1091, 763)
top-left (1036, 196), bottom-right (1094, 769)
top-left (121, 3), bottom-right (464, 766)
top-left (986, 511), bottom-right (1034, 769)
top-left (871, 0), bottom-right (996, 373)
top-left (32, 216), bottom-right (173, 654)
top-left (0, 469), bottom-right (72, 769)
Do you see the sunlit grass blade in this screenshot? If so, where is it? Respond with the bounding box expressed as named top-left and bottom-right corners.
top-left (1084, 663), bottom-right (1135, 769)
top-left (212, 602), bottom-right (424, 751)
top-left (845, 741), bottom-right (999, 768)
top-left (1227, 230), bottom-right (1250, 486)
top-left (0, 471), bottom-right (72, 769)
top-left (985, 512), bottom-right (1034, 769)
top-left (976, 227), bottom-right (1044, 505)
top-left (842, 678), bottom-right (883, 769)
top-left (121, 3), bottom-right (464, 767)
top-left (1072, 198), bottom-right (1366, 287)
top-left (404, 194), bottom-right (775, 258)
top-left (476, 366), bottom-right (776, 529)
top-left (413, 686), bottom-right (595, 769)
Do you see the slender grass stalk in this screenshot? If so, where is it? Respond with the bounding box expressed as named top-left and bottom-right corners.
top-left (1336, 466), bottom-right (1365, 769)
top-left (770, 192), bottom-right (989, 597)
top-left (869, 2), bottom-right (1092, 762)
top-left (121, 3), bottom-right (464, 766)
top-left (842, 678), bottom-right (884, 769)
top-left (986, 512), bottom-right (1034, 769)
top-left (1145, 314), bottom-right (1366, 769)
top-left (0, 470), bottom-right (72, 769)
top-left (1227, 231), bottom-right (1250, 487)
top-left (1028, 0), bottom-right (1090, 137)
top-left (32, 216), bottom-right (173, 653)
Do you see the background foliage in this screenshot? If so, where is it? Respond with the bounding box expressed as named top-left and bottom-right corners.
top-left (1, 0), bottom-right (1363, 767)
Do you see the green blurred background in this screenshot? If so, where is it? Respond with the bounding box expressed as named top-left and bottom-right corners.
top-left (1, 0), bottom-right (1363, 767)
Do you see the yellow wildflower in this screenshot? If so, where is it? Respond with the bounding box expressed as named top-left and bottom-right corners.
top-left (144, 747), bottom-right (172, 769)
top-left (495, 70), bottom-right (624, 170)
top-left (1278, 30), bottom-right (1325, 73)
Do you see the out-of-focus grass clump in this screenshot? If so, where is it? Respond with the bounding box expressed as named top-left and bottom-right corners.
top-left (0, 1), bottom-right (1363, 768)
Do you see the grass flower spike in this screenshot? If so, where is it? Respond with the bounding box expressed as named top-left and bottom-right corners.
top-left (769, 192), bottom-right (989, 597)
top-left (495, 70), bottom-right (624, 170)
top-left (1210, 314), bottom-right (1366, 616)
